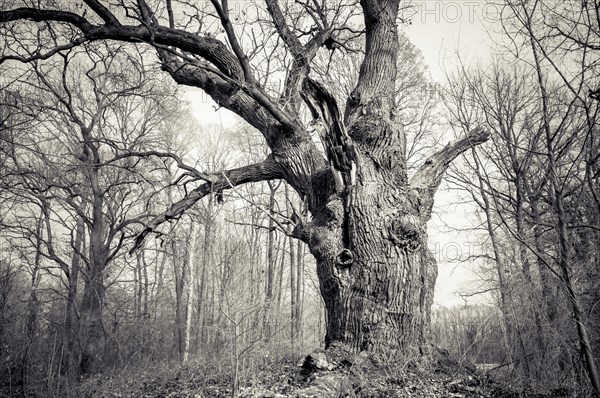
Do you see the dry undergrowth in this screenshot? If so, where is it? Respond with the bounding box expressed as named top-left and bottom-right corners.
top-left (23, 346), bottom-right (577, 398)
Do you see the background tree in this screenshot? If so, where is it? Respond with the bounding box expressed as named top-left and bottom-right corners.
top-left (442, 12), bottom-right (600, 392)
top-left (0, 40), bottom-right (197, 381)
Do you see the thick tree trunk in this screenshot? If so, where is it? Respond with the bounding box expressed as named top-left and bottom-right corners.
top-left (308, 184), bottom-right (434, 352)
top-left (294, 117), bottom-right (487, 353)
top-left (300, 0), bottom-right (429, 352)
top-left (296, 0), bottom-right (489, 349)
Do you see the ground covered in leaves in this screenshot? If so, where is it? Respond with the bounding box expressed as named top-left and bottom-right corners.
top-left (16, 347), bottom-right (578, 398)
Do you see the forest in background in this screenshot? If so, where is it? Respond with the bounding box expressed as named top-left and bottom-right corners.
top-left (0, 0), bottom-right (599, 397)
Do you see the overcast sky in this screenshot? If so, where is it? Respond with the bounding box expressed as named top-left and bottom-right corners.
top-left (404, 0), bottom-right (500, 80)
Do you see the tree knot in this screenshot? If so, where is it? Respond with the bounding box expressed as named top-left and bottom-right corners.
top-left (389, 215), bottom-right (423, 252)
top-left (336, 249), bottom-right (353, 267)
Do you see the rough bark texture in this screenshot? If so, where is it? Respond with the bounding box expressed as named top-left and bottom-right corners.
top-left (309, 192), bottom-right (433, 352)
top-left (305, 125), bottom-right (488, 352)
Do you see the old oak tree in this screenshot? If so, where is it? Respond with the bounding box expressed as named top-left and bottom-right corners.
top-left (0, 0), bottom-right (488, 371)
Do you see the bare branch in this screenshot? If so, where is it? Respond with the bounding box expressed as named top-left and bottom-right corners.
top-left (0, 8), bottom-right (244, 79)
top-left (410, 127), bottom-right (490, 219)
top-left (82, 0), bottom-right (120, 25)
top-left (0, 5), bottom-right (310, 149)
top-left (264, 0), bottom-right (304, 55)
top-left (130, 156), bottom-right (283, 253)
top-left (104, 150), bottom-right (218, 183)
top-left (0, 37), bottom-right (88, 65)
top-left (264, 0), bottom-right (333, 112)
top-left (0, 7), bottom-right (91, 28)
top-left (157, 51), bottom-right (298, 139)
top-left (166, 0), bottom-right (175, 28)
top-left (210, 0), bottom-right (255, 83)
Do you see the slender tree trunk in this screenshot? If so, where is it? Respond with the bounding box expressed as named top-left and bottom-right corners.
top-left (276, 237), bottom-right (285, 309)
top-left (79, 245), bottom-right (106, 373)
top-left (289, 235), bottom-right (297, 343)
top-left (264, 181), bottom-right (277, 341)
top-left (549, 147), bottom-right (600, 396)
top-left (172, 237), bottom-right (186, 359)
top-left (528, 24), bottom-right (600, 394)
top-left (529, 198), bottom-right (557, 322)
top-left (142, 251), bottom-right (149, 317)
top-left (184, 224), bottom-right (197, 362)
top-left (199, 198), bottom-right (216, 347)
top-left (78, 130), bottom-right (111, 374)
top-left (248, 219), bottom-right (257, 301)
top-left (471, 151), bottom-right (515, 366)
top-left (210, 263), bottom-right (216, 346)
top-left (79, 261), bottom-right (106, 373)
top-left (140, 250), bottom-right (150, 359)
top-left (284, 184), bottom-right (298, 343)
top-left (514, 182), bottom-right (545, 377)
top-left (79, 186), bottom-right (107, 374)
top-left (249, 211), bottom-right (262, 348)
top-left (22, 214), bottom-right (43, 390)
top-left (133, 261), bottom-right (140, 318)
top-left (64, 217), bottom-right (83, 379)
top-left (136, 255), bottom-right (143, 318)
top-left (296, 241), bottom-right (304, 344)
top-left (199, 218), bottom-right (211, 346)
top-left (231, 320), bottom-right (239, 398)
top-left (152, 246), bottom-right (167, 329)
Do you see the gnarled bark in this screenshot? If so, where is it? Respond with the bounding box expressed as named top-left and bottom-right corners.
top-left (305, 127), bottom-right (488, 352)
